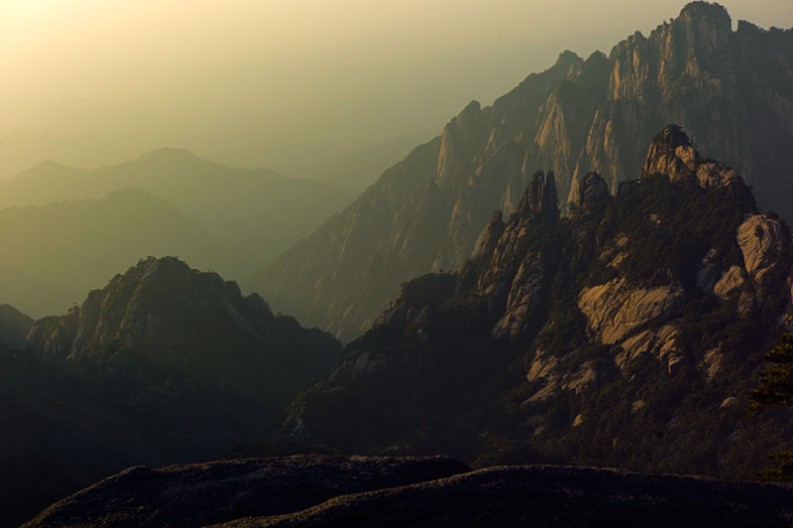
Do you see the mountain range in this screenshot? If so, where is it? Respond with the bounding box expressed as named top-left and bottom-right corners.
top-left (213, 136), bottom-right (420, 192)
top-left (5, 126), bottom-right (793, 524)
top-left (0, 128), bottom-right (137, 180)
top-left (0, 148), bottom-right (355, 277)
top-left (3, 2), bottom-right (793, 526)
top-left (1, 257), bottom-right (341, 526)
top-left (0, 189), bottom-right (235, 317)
top-left (277, 126), bottom-right (793, 479)
top-left (251, 2), bottom-right (793, 342)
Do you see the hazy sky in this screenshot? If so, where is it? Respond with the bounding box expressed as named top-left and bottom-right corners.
top-left (1, 0), bottom-right (792, 173)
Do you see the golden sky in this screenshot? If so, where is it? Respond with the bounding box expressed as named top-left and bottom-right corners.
top-left (1, 1), bottom-right (791, 170)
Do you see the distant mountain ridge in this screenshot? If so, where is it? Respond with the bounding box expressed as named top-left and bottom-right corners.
top-left (0, 147), bottom-right (355, 278)
top-left (251, 2), bottom-right (793, 341)
top-left (0, 188), bottom-right (233, 317)
top-left (0, 128), bottom-right (137, 180)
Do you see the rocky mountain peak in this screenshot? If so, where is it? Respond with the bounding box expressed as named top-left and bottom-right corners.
top-left (518, 170), bottom-right (559, 223)
top-left (26, 257), bottom-right (341, 392)
top-left (640, 124), bottom-right (754, 207)
top-left (571, 172), bottom-right (609, 215)
top-left (435, 100), bottom-right (487, 187)
top-left (640, 124), bottom-right (699, 180)
top-left (678, 1), bottom-right (732, 30)
top-left (555, 50), bottom-right (581, 67)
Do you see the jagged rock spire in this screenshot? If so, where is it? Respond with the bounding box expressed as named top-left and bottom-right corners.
top-left (571, 172), bottom-right (609, 215)
top-left (473, 210), bottom-right (505, 259)
top-left (518, 171), bottom-right (559, 223)
top-left (640, 124), bottom-right (756, 209)
top-left (640, 125), bottom-right (699, 181)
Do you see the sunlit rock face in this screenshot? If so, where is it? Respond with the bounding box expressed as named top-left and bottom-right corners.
top-left (252, 2), bottom-right (793, 343)
top-left (282, 127), bottom-right (793, 479)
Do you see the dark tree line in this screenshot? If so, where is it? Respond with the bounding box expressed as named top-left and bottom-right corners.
top-left (752, 333), bottom-right (793, 481)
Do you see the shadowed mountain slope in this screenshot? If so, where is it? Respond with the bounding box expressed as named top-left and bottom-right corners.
top-left (1, 258), bottom-right (342, 527)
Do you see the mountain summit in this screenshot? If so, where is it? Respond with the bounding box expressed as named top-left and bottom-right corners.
top-left (28, 256), bottom-right (342, 395)
top-left (252, 2), bottom-right (793, 342)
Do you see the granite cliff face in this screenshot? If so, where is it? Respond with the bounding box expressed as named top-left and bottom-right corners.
top-left (251, 2), bottom-right (793, 342)
top-left (280, 127), bottom-right (793, 479)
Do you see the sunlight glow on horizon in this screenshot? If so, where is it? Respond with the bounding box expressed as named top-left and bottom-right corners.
top-left (1, 0), bottom-right (792, 166)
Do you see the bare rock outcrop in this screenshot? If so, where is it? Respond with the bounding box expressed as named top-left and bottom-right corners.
top-left (738, 214), bottom-right (790, 285)
top-left (578, 279), bottom-right (685, 345)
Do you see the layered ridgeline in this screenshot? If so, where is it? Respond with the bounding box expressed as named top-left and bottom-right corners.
top-left (252, 2), bottom-right (793, 341)
top-left (279, 127), bottom-right (793, 479)
top-left (0, 148), bottom-right (354, 278)
top-left (0, 189), bottom-right (235, 318)
top-left (1, 257), bottom-right (341, 527)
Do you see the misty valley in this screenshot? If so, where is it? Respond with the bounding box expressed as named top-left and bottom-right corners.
top-left (1, 2), bottom-right (793, 527)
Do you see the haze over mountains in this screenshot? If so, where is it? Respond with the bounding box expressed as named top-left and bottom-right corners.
top-left (2, 1), bottom-right (793, 527)
top-left (0, 128), bottom-right (138, 179)
top-left (0, 148), bottom-right (354, 316)
top-left (253, 2), bottom-right (793, 342)
top-left (1, 148), bottom-right (353, 260)
top-left (0, 188), bottom-right (230, 317)
top-left (212, 136), bottom-right (421, 192)
top-left (5, 125), bottom-right (792, 527)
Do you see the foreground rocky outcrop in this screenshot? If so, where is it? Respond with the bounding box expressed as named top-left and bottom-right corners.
top-left (24, 455), bottom-right (793, 528)
top-left (221, 466), bottom-right (793, 528)
top-left (252, 2), bottom-right (793, 342)
top-left (279, 127), bottom-right (793, 479)
top-left (24, 455), bottom-right (468, 528)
